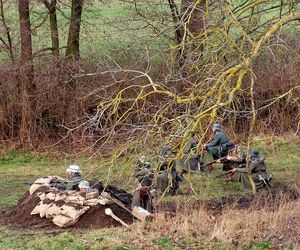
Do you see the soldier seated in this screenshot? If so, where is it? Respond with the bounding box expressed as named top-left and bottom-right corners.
top-left (203, 123), bottom-right (230, 160)
top-left (156, 160), bottom-right (184, 196)
top-left (220, 148), bottom-right (271, 190)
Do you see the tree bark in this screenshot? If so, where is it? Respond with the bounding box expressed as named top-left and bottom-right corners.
top-left (65, 0), bottom-right (83, 60)
top-left (181, 0), bottom-right (205, 37)
top-left (18, 0), bottom-right (35, 145)
top-left (180, 0), bottom-right (206, 64)
top-left (0, 0), bottom-right (15, 61)
top-left (43, 0), bottom-right (59, 58)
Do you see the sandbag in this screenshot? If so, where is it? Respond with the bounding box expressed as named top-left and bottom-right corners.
top-left (29, 184), bottom-right (50, 195)
top-left (37, 192), bottom-right (46, 201)
top-left (39, 202), bottom-right (52, 218)
top-left (55, 193), bottom-right (67, 202)
top-left (86, 191), bottom-right (99, 199)
top-left (98, 196), bottom-right (111, 205)
top-left (59, 204), bottom-right (89, 221)
top-left (29, 176), bottom-right (66, 195)
top-left (31, 201), bottom-right (42, 215)
top-left (46, 203), bottom-right (61, 218)
top-left (45, 192), bottom-right (56, 201)
top-left (132, 206), bottom-right (151, 221)
top-left (52, 215), bottom-right (78, 228)
top-left (83, 198), bottom-right (99, 206)
top-left (66, 195), bottom-right (85, 205)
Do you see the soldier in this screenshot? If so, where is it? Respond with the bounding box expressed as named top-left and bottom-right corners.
top-left (156, 161), bottom-right (169, 194)
top-left (219, 147), bottom-right (271, 190)
top-left (133, 156), bottom-right (154, 187)
top-left (131, 156), bottom-right (154, 212)
top-left (249, 149), bottom-right (272, 190)
top-left (217, 142), bottom-right (246, 171)
top-left (156, 160), bottom-right (184, 196)
top-left (65, 164), bottom-right (83, 191)
top-left (203, 123), bottom-right (230, 160)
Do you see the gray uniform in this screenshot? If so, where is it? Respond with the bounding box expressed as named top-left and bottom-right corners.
top-left (206, 130), bottom-right (229, 159)
top-left (66, 173), bottom-right (83, 191)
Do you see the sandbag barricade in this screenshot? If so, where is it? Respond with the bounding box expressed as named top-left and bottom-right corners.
top-left (29, 179), bottom-right (116, 228)
top-left (29, 176), bottom-right (66, 195)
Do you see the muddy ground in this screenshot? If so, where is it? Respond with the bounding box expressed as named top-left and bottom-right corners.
top-left (0, 182), bottom-right (298, 230)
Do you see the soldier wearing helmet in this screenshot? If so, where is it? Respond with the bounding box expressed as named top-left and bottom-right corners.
top-left (65, 164), bottom-right (83, 191)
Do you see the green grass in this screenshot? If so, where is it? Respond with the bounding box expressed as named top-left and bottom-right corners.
top-left (0, 138), bottom-right (299, 249)
top-left (1, 0), bottom-right (299, 63)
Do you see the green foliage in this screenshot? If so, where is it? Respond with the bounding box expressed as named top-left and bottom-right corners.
top-left (249, 240), bottom-right (272, 250)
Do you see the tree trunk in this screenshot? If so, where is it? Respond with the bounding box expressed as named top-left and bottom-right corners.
top-left (18, 0), bottom-right (35, 145)
top-left (0, 0), bottom-right (15, 61)
top-left (180, 0), bottom-right (206, 61)
top-left (43, 0), bottom-right (59, 58)
top-left (65, 0), bottom-right (83, 60)
top-left (181, 0), bottom-right (205, 37)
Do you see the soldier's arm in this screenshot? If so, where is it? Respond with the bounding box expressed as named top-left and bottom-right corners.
top-left (206, 133), bottom-right (221, 147)
top-left (227, 148), bottom-right (245, 162)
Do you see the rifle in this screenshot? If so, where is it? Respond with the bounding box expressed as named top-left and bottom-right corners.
top-left (179, 156), bottom-right (227, 173)
top-left (214, 169), bottom-right (235, 178)
top-left (200, 156), bottom-right (228, 171)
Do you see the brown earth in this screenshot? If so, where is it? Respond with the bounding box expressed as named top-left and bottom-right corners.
top-left (0, 189), bottom-right (134, 230)
top-left (0, 182), bottom-right (298, 230)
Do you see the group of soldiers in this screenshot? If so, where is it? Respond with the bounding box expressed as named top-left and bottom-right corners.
top-left (58, 123), bottom-right (271, 212)
top-left (131, 123), bottom-right (272, 210)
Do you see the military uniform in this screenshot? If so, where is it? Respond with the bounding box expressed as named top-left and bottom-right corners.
top-left (229, 148), bottom-right (271, 190)
top-left (250, 154), bottom-right (271, 190)
top-left (66, 173), bottom-right (83, 191)
top-left (134, 166), bottom-right (154, 187)
top-left (131, 158), bottom-right (154, 212)
top-left (206, 130), bottom-right (229, 160)
top-left (156, 160), bottom-right (184, 195)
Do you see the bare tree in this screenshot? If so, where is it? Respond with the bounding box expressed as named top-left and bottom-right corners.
top-left (65, 0), bottom-right (83, 60)
top-left (0, 0), bottom-right (14, 61)
top-left (18, 0), bottom-right (35, 144)
top-left (42, 0), bottom-right (59, 57)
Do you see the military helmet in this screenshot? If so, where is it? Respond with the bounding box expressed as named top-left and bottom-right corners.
top-left (66, 164), bottom-right (81, 173)
top-left (225, 141), bottom-right (235, 150)
top-left (212, 123), bottom-right (222, 130)
top-left (78, 180), bottom-right (90, 189)
top-left (251, 149), bottom-right (260, 159)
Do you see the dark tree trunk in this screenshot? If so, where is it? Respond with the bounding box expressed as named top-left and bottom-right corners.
top-left (19, 0), bottom-right (32, 62)
top-left (18, 0), bottom-right (35, 144)
top-left (181, 0), bottom-right (205, 37)
top-left (43, 0), bottom-right (59, 58)
top-left (0, 0), bottom-right (15, 61)
top-left (180, 0), bottom-right (206, 61)
top-left (65, 0), bottom-right (83, 60)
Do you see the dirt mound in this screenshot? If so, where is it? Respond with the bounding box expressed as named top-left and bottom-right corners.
top-left (0, 189), bottom-right (133, 230)
top-left (0, 192), bottom-right (53, 229)
top-left (204, 182), bottom-right (300, 215)
top-left (74, 204), bottom-right (133, 229)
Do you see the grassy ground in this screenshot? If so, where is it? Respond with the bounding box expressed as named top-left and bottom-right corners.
top-left (0, 136), bottom-right (299, 249)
